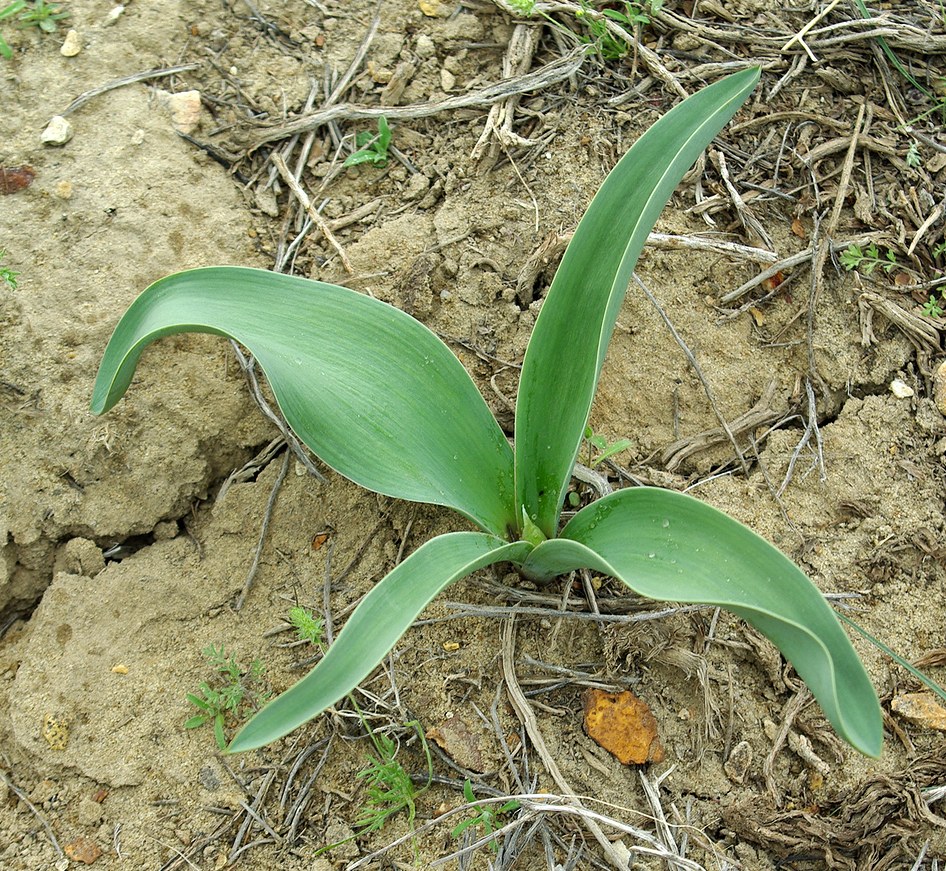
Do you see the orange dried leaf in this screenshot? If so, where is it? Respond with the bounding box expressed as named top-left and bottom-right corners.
top-left (582, 689), bottom-right (665, 765)
top-left (791, 217), bottom-right (807, 239)
top-left (65, 837), bottom-right (103, 864)
top-left (891, 692), bottom-right (946, 731)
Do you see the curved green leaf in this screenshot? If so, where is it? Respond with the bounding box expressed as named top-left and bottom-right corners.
top-left (228, 532), bottom-right (532, 752)
top-left (515, 68), bottom-right (760, 538)
top-left (533, 487), bottom-right (880, 757)
top-left (91, 267), bottom-right (516, 535)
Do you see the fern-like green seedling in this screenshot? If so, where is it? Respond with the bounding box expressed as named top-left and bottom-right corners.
top-left (840, 242), bottom-right (898, 275)
top-left (92, 68), bottom-right (883, 758)
top-left (288, 606), bottom-right (325, 648)
top-left (184, 645), bottom-right (270, 749)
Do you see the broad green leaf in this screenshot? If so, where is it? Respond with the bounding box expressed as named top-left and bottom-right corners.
top-left (228, 532), bottom-right (531, 752)
top-left (91, 267), bottom-right (516, 536)
top-left (515, 68), bottom-right (760, 538)
top-left (526, 487), bottom-right (881, 757)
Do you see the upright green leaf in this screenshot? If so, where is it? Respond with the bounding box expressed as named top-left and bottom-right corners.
top-left (515, 68), bottom-right (760, 537)
top-left (228, 532), bottom-right (531, 752)
top-left (526, 488), bottom-right (881, 757)
top-left (91, 267), bottom-right (516, 535)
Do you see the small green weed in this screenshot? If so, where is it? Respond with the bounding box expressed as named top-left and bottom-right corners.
top-left (185, 645), bottom-right (270, 749)
top-left (584, 424), bottom-right (632, 467)
top-left (575, 0), bottom-right (663, 59)
top-left (0, 0), bottom-right (67, 57)
top-left (17, 0), bottom-right (66, 32)
top-left (314, 711), bottom-right (432, 857)
top-left (451, 780), bottom-right (520, 852)
top-left (354, 717), bottom-right (431, 833)
top-left (344, 116), bottom-right (391, 168)
top-left (922, 292), bottom-right (945, 318)
top-left (288, 605), bottom-right (325, 648)
top-left (0, 1), bottom-right (24, 58)
top-left (0, 250), bottom-right (18, 289)
top-left (906, 141), bottom-right (922, 168)
top-left (840, 243), bottom-right (898, 275)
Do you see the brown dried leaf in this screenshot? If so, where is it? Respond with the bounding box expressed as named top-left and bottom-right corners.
top-left (0, 165), bottom-right (35, 195)
top-left (426, 714), bottom-right (486, 773)
top-left (582, 689), bottom-right (664, 765)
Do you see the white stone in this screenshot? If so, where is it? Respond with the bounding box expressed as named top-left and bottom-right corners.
top-left (60, 29), bottom-right (81, 57)
top-left (890, 378), bottom-right (914, 399)
top-left (104, 4), bottom-right (125, 26)
top-left (41, 116), bottom-right (73, 146)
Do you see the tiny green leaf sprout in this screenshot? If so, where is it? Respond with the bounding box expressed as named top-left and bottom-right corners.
top-left (91, 69), bottom-right (882, 757)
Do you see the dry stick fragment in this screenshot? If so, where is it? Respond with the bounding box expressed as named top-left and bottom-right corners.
top-left (807, 104), bottom-right (865, 389)
top-left (661, 379), bottom-right (783, 471)
top-left (782, 0), bottom-right (841, 53)
top-left (245, 48), bottom-right (585, 151)
top-left (235, 449), bottom-right (290, 611)
top-left (0, 770), bottom-right (64, 860)
top-left (718, 233), bottom-right (882, 305)
top-left (763, 688), bottom-right (811, 805)
top-left (271, 153), bottom-right (353, 273)
top-left (230, 342), bottom-right (325, 482)
top-left (472, 23), bottom-right (541, 161)
top-left (501, 616), bottom-right (634, 868)
top-left (58, 63), bottom-right (200, 116)
top-left (634, 275), bottom-right (751, 476)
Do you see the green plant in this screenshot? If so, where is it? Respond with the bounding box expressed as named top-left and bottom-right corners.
top-left (0, 0), bottom-right (67, 58)
top-left (840, 242), bottom-right (898, 275)
top-left (17, 0), bottom-right (66, 32)
top-left (575, 0), bottom-right (663, 59)
top-left (906, 141), bottom-right (922, 168)
top-left (354, 719), bottom-right (431, 833)
top-left (0, 249), bottom-right (18, 289)
top-left (584, 424), bottom-right (632, 467)
top-left (921, 292), bottom-right (945, 318)
top-left (184, 645), bottom-right (270, 749)
top-left (288, 605), bottom-right (325, 648)
top-left (0, 1), bottom-right (24, 59)
top-left (91, 68), bottom-right (882, 757)
top-left (343, 116), bottom-right (391, 168)
top-left (451, 780), bottom-right (520, 852)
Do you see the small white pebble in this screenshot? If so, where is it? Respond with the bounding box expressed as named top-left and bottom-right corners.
top-left (60, 29), bottom-right (81, 56)
top-left (890, 378), bottom-right (914, 399)
top-left (104, 4), bottom-right (125, 25)
top-left (41, 115), bottom-right (73, 146)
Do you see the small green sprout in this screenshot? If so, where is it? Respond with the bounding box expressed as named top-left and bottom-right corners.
top-left (840, 242), bottom-right (898, 275)
top-left (354, 720), bottom-right (431, 833)
top-left (0, 1), bottom-right (25, 59)
top-left (343, 116), bottom-right (391, 168)
top-left (932, 239), bottom-right (946, 259)
top-left (921, 293), bottom-right (945, 318)
top-left (584, 424), bottom-right (632, 467)
top-left (315, 712), bottom-right (432, 857)
top-left (0, 0), bottom-right (67, 58)
top-left (451, 780), bottom-right (520, 852)
top-left (288, 605), bottom-right (325, 648)
top-left (575, 0), bottom-right (663, 59)
top-left (906, 141), bottom-right (922, 168)
top-left (0, 250), bottom-right (18, 289)
top-left (185, 645), bottom-right (270, 749)
top-left (17, 0), bottom-right (67, 32)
